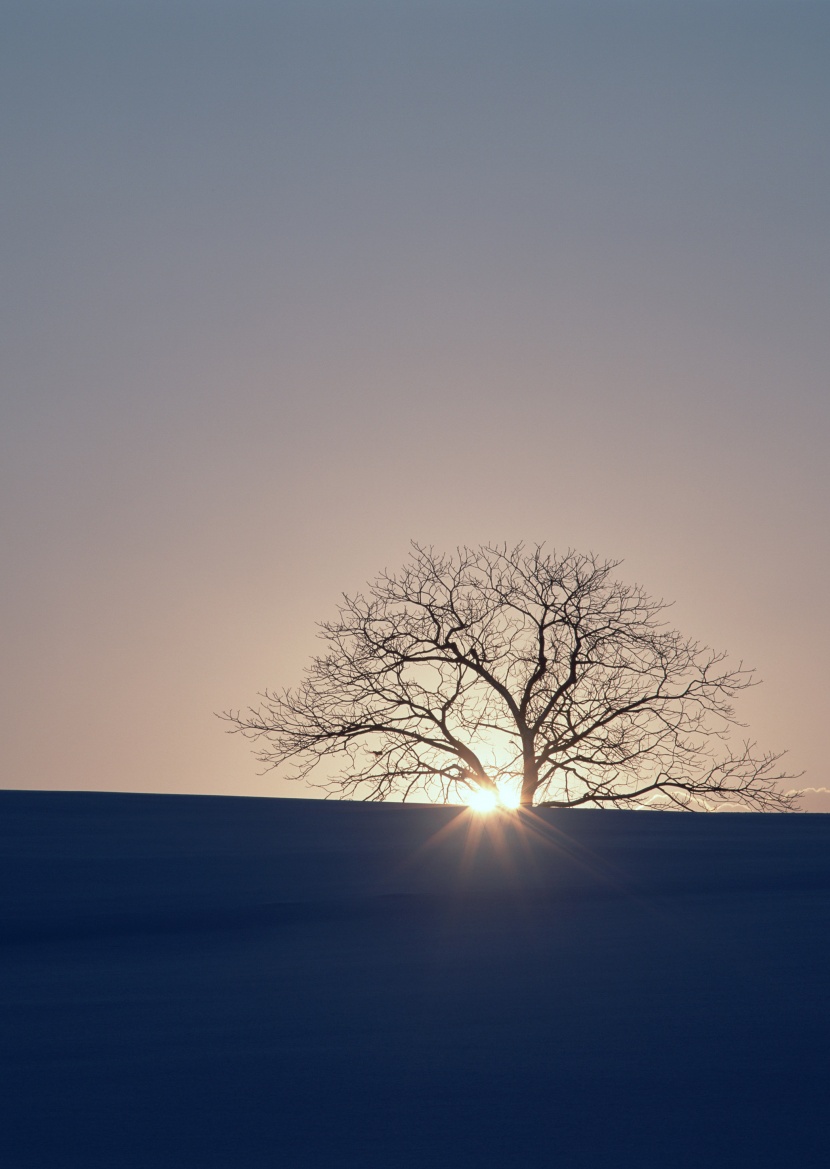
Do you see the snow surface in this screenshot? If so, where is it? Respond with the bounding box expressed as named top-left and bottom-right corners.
top-left (1, 792), bottom-right (828, 1168)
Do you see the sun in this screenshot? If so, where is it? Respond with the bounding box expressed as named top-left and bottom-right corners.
top-left (467, 788), bottom-right (521, 813)
top-left (468, 789), bottom-right (499, 813)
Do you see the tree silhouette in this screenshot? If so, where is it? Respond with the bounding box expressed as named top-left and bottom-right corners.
top-left (224, 544), bottom-right (798, 810)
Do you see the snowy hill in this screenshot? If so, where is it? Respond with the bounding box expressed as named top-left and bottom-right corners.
top-left (1, 792), bottom-right (828, 1168)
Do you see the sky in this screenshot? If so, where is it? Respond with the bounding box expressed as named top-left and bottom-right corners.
top-left (2, 0), bottom-right (828, 808)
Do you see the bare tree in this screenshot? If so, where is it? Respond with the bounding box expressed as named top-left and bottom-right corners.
top-left (224, 544), bottom-right (798, 810)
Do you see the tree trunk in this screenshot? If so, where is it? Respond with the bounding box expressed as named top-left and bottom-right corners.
top-left (520, 757), bottom-right (538, 807)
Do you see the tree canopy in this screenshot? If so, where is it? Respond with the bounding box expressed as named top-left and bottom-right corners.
top-left (225, 543), bottom-right (797, 810)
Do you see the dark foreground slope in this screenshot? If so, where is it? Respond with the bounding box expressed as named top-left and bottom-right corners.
top-left (1, 793), bottom-right (828, 1169)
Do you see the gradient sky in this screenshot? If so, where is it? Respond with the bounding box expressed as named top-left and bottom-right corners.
top-left (2, 1), bottom-right (828, 807)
